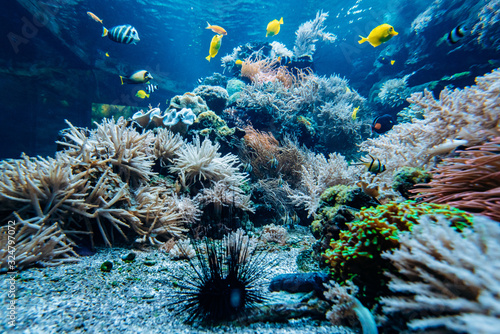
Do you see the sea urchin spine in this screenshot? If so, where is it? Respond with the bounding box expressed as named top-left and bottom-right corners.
top-left (170, 230), bottom-right (272, 324)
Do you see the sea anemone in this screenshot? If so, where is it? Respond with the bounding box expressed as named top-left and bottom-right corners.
top-left (169, 229), bottom-right (272, 324)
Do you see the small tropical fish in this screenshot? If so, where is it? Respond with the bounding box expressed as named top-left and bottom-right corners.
top-left (146, 83), bottom-right (158, 94)
top-left (235, 59), bottom-right (243, 66)
top-left (87, 12), bottom-right (103, 24)
top-left (358, 24), bottom-right (398, 47)
top-left (354, 155), bottom-right (386, 174)
top-left (206, 34), bottom-right (223, 62)
top-left (135, 90), bottom-right (150, 99)
top-left (372, 114), bottom-right (395, 134)
top-left (442, 24), bottom-right (468, 45)
top-left (206, 22), bottom-right (227, 35)
top-left (378, 57), bottom-right (395, 65)
top-left (352, 107), bottom-right (359, 120)
top-left (120, 70), bottom-right (153, 85)
top-left (266, 17), bottom-right (283, 37)
top-left (102, 25), bottom-right (140, 44)
top-left (269, 157), bottom-right (279, 168)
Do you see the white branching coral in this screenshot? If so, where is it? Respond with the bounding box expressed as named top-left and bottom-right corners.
top-left (381, 215), bottom-right (500, 333)
top-left (287, 151), bottom-right (359, 217)
top-left (359, 69), bottom-right (500, 192)
top-left (170, 136), bottom-right (247, 188)
top-left (378, 76), bottom-right (411, 107)
top-left (293, 10), bottom-right (337, 57)
top-left (195, 180), bottom-right (254, 214)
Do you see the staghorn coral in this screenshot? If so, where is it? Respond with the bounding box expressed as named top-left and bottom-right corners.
top-left (293, 10), bottom-right (337, 58)
top-left (323, 201), bottom-right (474, 306)
top-left (413, 137), bottom-right (500, 221)
top-left (378, 76), bottom-right (411, 107)
top-left (381, 215), bottom-right (500, 334)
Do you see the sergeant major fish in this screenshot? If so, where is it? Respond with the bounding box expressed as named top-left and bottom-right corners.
top-left (102, 24), bottom-right (140, 44)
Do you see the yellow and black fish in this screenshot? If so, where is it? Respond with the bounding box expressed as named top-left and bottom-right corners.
top-left (102, 24), bottom-right (140, 44)
top-left (437, 24), bottom-right (468, 46)
top-left (120, 70), bottom-right (153, 85)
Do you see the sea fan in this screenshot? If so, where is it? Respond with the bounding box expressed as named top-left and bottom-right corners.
top-left (169, 230), bottom-right (273, 324)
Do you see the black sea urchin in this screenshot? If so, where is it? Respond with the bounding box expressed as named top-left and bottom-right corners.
top-left (170, 230), bottom-right (273, 324)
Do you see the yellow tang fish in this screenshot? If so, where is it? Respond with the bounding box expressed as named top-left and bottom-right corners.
top-left (351, 106), bottom-right (359, 120)
top-left (235, 59), bottom-right (243, 66)
top-left (135, 90), bottom-right (150, 99)
top-left (358, 23), bottom-right (398, 47)
top-left (266, 17), bottom-right (283, 37)
top-left (206, 22), bottom-right (227, 35)
top-left (206, 34), bottom-right (223, 62)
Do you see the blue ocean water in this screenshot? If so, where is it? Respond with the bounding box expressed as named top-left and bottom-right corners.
top-left (0, 0), bottom-right (498, 158)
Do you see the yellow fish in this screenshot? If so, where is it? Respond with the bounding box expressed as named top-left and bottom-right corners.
top-left (87, 11), bottom-right (103, 24)
top-left (206, 22), bottom-right (227, 35)
top-left (352, 107), bottom-right (359, 120)
top-left (358, 23), bottom-right (398, 47)
top-left (135, 90), bottom-right (149, 99)
top-left (206, 34), bottom-right (223, 62)
top-left (391, 60), bottom-right (395, 65)
top-left (266, 17), bottom-right (283, 37)
top-left (235, 59), bottom-right (243, 66)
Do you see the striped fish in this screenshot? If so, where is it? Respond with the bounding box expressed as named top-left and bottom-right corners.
top-left (102, 25), bottom-right (140, 44)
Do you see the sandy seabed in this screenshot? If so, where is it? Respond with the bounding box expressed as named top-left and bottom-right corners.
top-left (1, 228), bottom-right (355, 334)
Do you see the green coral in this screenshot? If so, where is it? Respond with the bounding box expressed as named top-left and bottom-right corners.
top-left (196, 111), bottom-right (235, 137)
top-left (392, 167), bottom-right (431, 198)
top-left (323, 200), bottom-right (474, 306)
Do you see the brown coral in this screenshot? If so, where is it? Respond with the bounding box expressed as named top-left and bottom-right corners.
top-left (414, 137), bottom-right (500, 222)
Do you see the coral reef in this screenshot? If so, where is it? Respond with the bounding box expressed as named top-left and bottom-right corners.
top-left (166, 92), bottom-right (209, 116)
top-left (472, 0), bottom-right (500, 50)
top-left (260, 223), bottom-right (288, 245)
top-left (382, 215), bottom-right (500, 334)
top-left (377, 76), bottom-right (411, 107)
top-left (323, 201), bottom-right (474, 306)
top-left (169, 135), bottom-right (247, 188)
top-left (293, 10), bottom-right (337, 58)
top-left (413, 137), bottom-right (500, 221)
top-left (392, 167), bottom-right (431, 198)
top-left (0, 218), bottom-right (78, 272)
top-left (324, 280), bottom-right (377, 334)
top-left (286, 151), bottom-right (359, 217)
top-left (195, 110), bottom-right (235, 138)
top-left (359, 69), bottom-right (500, 195)
top-left (163, 108), bottom-right (197, 134)
top-left (193, 85), bottom-right (229, 113)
